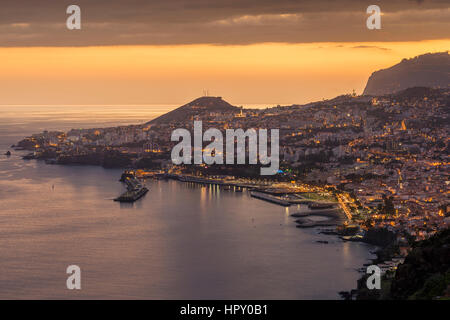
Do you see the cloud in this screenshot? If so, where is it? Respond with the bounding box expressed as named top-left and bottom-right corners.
top-left (0, 0), bottom-right (448, 46)
top-left (211, 14), bottom-right (302, 26)
top-left (351, 45), bottom-right (392, 51)
top-left (10, 23), bottom-right (31, 28)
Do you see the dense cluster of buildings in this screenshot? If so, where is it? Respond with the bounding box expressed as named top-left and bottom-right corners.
top-left (17, 88), bottom-right (449, 242)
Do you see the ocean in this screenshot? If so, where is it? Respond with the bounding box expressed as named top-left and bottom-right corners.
top-left (0, 105), bottom-right (375, 299)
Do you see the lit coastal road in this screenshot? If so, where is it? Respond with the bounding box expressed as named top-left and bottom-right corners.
top-left (337, 194), bottom-right (353, 220)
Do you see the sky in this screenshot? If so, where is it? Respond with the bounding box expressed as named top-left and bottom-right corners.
top-left (0, 0), bottom-right (449, 106)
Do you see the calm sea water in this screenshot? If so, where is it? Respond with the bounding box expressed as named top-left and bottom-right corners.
top-left (0, 105), bottom-right (375, 299)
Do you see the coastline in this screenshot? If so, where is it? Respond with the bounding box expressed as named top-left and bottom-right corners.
top-left (0, 146), bottom-right (413, 299)
top-left (18, 153), bottom-right (376, 298)
top-left (0, 156), bottom-right (374, 299)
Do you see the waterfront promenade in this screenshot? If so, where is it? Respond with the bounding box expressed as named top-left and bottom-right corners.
top-left (125, 171), bottom-right (352, 226)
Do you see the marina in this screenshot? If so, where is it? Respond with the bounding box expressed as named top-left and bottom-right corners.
top-left (120, 171), bottom-right (348, 222)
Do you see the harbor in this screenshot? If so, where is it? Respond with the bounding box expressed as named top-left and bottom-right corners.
top-left (117, 171), bottom-right (349, 218)
top-left (116, 169), bottom-right (354, 232)
top-left (0, 156), bottom-right (376, 299)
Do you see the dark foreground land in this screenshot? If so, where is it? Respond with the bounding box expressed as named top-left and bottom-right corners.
top-left (353, 228), bottom-right (450, 300)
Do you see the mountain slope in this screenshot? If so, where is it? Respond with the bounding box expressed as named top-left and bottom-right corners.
top-left (363, 52), bottom-right (450, 96)
top-left (390, 228), bottom-right (450, 300)
top-left (148, 96), bottom-right (239, 125)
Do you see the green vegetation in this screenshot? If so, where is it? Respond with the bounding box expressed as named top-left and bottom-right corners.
top-left (390, 228), bottom-right (450, 299)
top-left (299, 192), bottom-right (336, 202)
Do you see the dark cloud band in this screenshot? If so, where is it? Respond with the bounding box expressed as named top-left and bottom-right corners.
top-left (0, 0), bottom-right (448, 46)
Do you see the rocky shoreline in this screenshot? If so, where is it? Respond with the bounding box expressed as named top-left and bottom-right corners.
top-left (287, 209), bottom-right (405, 300)
top-left (344, 228), bottom-right (450, 300)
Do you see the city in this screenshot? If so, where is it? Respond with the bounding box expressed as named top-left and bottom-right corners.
top-left (15, 86), bottom-right (449, 251)
top-left (0, 0), bottom-right (449, 305)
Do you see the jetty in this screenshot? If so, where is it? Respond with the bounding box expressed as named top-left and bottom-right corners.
top-left (249, 191), bottom-right (290, 206)
top-left (114, 174), bottom-right (149, 203)
top-left (290, 208), bottom-right (343, 228)
top-left (114, 187), bottom-right (149, 202)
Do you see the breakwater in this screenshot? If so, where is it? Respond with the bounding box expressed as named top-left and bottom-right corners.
top-left (114, 174), bottom-right (149, 203)
top-left (249, 191), bottom-right (291, 206)
top-left (290, 209), bottom-right (343, 228)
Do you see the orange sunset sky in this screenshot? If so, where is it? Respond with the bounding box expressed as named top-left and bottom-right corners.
top-left (0, 1), bottom-right (449, 106)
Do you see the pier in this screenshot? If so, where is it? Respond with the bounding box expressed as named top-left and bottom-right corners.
top-left (114, 174), bottom-right (149, 203)
top-left (249, 191), bottom-right (291, 206)
top-left (290, 209), bottom-right (343, 228)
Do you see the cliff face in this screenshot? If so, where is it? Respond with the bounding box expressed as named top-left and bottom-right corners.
top-left (363, 52), bottom-right (450, 96)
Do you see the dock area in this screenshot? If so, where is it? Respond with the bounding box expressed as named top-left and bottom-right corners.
top-left (249, 191), bottom-right (291, 206)
top-left (123, 171), bottom-right (347, 214)
top-left (114, 173), bottom-right (149, 203)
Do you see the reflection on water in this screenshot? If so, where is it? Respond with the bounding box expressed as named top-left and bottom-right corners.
top-left (0, 105), bottom-right (376, 299)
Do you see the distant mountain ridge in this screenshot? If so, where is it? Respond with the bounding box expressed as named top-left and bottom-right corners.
top-left (148, 96), bottom-right (239, 124)
top-left (147, 52), bottom-right (450, 125)
top-left (363, 52), bottom-right (450, 96)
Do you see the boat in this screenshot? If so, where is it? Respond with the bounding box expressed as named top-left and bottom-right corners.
top-left (4, 151), bottom-right (11, 156)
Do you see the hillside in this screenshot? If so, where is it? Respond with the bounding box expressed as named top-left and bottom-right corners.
top-left (390, 228), bottom-right (450, 300)
top-left (148, 96), bottom-right (239, 125)
top-left (363, 52), bottom-right (450, 96)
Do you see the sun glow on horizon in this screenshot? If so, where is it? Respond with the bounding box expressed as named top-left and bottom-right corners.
top-left (0, 39), bottom-right (448, 106)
